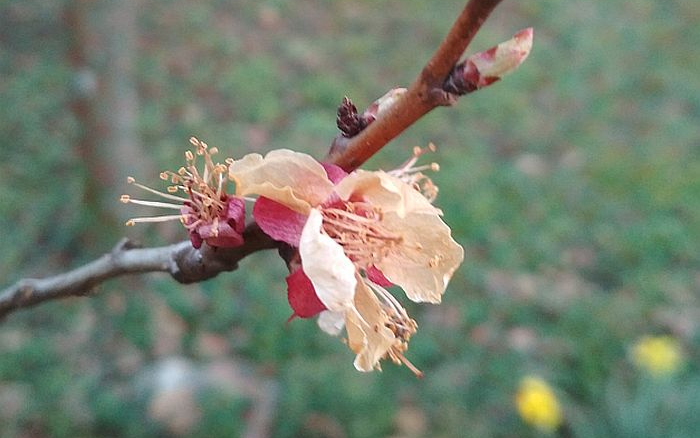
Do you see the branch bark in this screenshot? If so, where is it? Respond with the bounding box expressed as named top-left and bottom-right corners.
top-left (328, 0), bottom-right (503, 171)
top-left (0, 225), bottom-right (275, 320)
top-left (1, 0), bottom-right (504, 320)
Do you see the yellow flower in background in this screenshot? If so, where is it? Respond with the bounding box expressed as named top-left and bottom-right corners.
top-left (632, 335), bottom-right (684, 377)
top-left (515, 376), bottom-right (563, 432)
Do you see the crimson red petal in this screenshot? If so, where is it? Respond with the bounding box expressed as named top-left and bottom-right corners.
top-left (253, 196), bottom-right (307, 246)
top-left (365, 265), bottom-right (393, 287)
top-left (188, 231), bottom-right (203, 249)
top-left (201, 220), bottom-right (245, 248)
top-left (225, 196), bottom-right (246, 234)
top-left (286, 268), bottom-right (327, 319)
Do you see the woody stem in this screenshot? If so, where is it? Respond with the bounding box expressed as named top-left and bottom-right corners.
top-left (327, 0), bottom-right (503, 172)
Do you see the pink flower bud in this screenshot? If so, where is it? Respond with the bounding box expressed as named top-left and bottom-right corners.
top-left (444, 28), bottom-right (533, 94)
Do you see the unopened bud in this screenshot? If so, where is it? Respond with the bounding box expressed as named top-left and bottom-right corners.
top-left (444, 28), bottom-right (533, 95)
top-left (470, 28), bottom-right (533, 79)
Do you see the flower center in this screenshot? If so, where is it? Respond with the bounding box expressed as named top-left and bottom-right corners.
top-left (321, 201), bottom-right (402, 269)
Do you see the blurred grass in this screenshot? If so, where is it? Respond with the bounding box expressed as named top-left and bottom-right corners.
top-left (1, 0), bottom-right (698, 437)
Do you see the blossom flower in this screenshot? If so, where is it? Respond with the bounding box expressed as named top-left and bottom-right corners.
top-left (228, 147), bottom-right (464, 374)
top-left (121, 137), bottom-right (245, 249)
top-left (631, 335), bottom-right (684, 377)
top-left (515, 376), bottom-right (563, 432)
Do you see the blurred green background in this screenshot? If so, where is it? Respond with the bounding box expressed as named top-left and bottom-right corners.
top-left (1, 0), bottom-right (698, 437)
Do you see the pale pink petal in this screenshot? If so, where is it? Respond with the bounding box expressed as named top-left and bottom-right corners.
top-left (321, 162), bottom-right (348, 184)
top-left (229, 149), bottom-right (334, 213)
top-left (253, 196), bottom-right (307, 246)
top-left (299, 209), bottom-right (357, 312)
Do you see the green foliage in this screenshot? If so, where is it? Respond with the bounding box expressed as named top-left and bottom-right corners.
top-left (1, 0), bottom-right (698, 437)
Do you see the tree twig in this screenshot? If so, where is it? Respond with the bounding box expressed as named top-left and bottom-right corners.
top-left (1, 0), bottom-right (504, 320)
top-left (327, 0), bottom-right (503, 171)
top-left (0, 225), bottom-right (275, 320)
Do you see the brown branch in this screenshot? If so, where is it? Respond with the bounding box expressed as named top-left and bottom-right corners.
top-left (328, 0), bottom-right (503, 171)
top-left (1, 0), bottom-right (505, 320)
top-left (0, 225), bottom-right (275, 320)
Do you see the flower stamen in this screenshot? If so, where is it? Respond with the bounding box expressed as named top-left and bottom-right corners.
top-left (388, 144), bottom-right (440, 202)
top-left (364, 280), bottom-right (422, 377)
top-left (119, 195), bottom-right (182, 210)
top-left (125, 177), bottom-right (188, 202)
top-left (125, 214), bottom-right (185, 226)
top-left (122, 137), bottom-right (246, 249)
top-left (321, 203), bottom-right (403, 269)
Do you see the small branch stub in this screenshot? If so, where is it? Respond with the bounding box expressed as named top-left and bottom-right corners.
top-left (336, 97), bottom-right (367, 138)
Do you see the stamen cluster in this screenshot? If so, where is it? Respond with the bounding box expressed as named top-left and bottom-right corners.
top-left (366, 280), bottom-right (421, 376)
top-left (321, 202), bottom-right (402, 270)
top-left (388, 143), bottom-right (440, 202)
top-left (121, 137), bottom-right (245, 249)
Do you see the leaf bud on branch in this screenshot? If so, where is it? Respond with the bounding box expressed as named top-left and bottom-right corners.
top-left (444, 27), bottom-right (533, 95)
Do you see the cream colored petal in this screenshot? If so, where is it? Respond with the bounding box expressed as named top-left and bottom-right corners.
top-left (229, 149), bottom-right (334, 213)
top-left (334, 170), bottom-right (439, 217)
top-left (334, 170), bottom-right (403, 211)
top-left (377, 211), bottom-right (464, 303)
top-left (300, 209), bottom-right (357, 312)
top-left (345, 279), bottom-right (395, 372)
top-left (317, 310), bottom-right (345, 336)
top-left (383, 171), bottom-right (443, 217)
